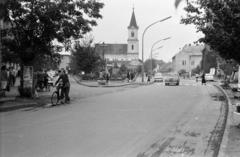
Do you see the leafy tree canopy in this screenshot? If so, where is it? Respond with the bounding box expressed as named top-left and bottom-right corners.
top-left (181, 0), bottom-right (240, 63)
top-left (144, 59), bottom-right (157, 73)
top-left (70, 36), bottom-right (104, 74)
top-left (0, 0), bottom-right (104, 65)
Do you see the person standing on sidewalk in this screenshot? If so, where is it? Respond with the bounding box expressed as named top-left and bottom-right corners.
top-left (147, 74), bottom-right (151, 83)
top-left (0, 65), bottom-right (8, 92)
top-left (201, 72), bottom-right (206, 85)
top-left (127, 71), bottom-right (130, 82)
top-left (106, 71), bottom-right (110, 84)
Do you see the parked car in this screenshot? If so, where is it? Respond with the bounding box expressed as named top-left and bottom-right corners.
top-left (164, 73), bottom-right (180, 86)
top-left (154, 73), bottom-right (164, 82)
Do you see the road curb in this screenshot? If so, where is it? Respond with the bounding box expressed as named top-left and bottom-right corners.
top-left (0, 102), bottom-right (39, 112)
top-left (213, 84), bottom-right (231, 157)
top-left (73, 76), bottom-right (154, 87)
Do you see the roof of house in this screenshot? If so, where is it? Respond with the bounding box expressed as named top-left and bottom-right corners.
top-left (181, 44), bottom-right (204, 54)
top-left (128, 9), bottom-right (138, 29)
top-left (172, 45), bottom-right (204, 59)
top-left (95, 44), bottom-right (128, 55)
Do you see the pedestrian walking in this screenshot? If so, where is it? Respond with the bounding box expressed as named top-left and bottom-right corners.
top-left (201, 72), bottom-right (206, 85)
top-left (106, 71), bottom-right (110, 84)
top-left (127, 72), bottom-right (130, 82)
top-left (147, 74), bottom-right (151, 83)
top-left (9, 67), bottom-right (16, 87)
top-left (130, 72), bottom-right (134, 81)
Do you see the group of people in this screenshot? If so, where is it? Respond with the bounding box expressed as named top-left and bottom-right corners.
top-left (55, 69), bottom-right (71, 103)
top-left (0, 65), bottom-right (70, 104)
top-left (34, 68), bottom-right (70, 103)
top-left (99, 71), bottom-right (110, 83)
top-left (127, 71), bottom-right (135, 82)
top-left (0, 65), bottom-right (18, 93)
top-left (34, 70), bottom-right (50, 92)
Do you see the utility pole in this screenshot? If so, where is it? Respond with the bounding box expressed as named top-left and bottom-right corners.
top-left (0, 20), bottom-right (2, 70)
top-left (141, 16), bottom-right (171, 82)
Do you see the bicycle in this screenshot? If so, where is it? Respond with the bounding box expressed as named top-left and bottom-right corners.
top-left (51, 85), bottom-right (64, 106)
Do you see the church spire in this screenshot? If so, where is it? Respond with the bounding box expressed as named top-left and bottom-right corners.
top-left (128, 8), bottom-right (138, 29)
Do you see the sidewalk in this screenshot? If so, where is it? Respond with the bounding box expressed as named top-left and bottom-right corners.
top-left (0, 79), bottom-right (52, 112)
top-left (216, 82), bottom-right (240, 157)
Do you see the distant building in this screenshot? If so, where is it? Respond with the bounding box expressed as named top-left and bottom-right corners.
top-left (172, 44), bottom-right (204, 75)
top-left (95, 9), bottom-right (140, 68)
top-left (59, 54), bottom-right (71, 70)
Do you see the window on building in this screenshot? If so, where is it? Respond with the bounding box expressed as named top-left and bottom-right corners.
top-left (132, 44), bottom-right (134, 50)
top-left (131, 31), bottom-right (134, 37)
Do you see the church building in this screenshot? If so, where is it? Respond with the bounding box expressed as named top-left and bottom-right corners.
top-left (95, 9), bottom-right (139, 64)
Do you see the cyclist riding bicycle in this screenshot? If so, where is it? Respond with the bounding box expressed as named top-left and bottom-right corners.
top-left (55, 69), bottom-right (70, 103)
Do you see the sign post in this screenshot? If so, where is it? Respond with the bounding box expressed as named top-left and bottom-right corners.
top-left (238, 65), bottom-right (240, 91)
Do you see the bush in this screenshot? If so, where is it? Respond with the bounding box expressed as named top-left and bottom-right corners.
top-left (81, 73), bottom-right (98, 80)
top-left (18, 86), bottom-right (33, 97)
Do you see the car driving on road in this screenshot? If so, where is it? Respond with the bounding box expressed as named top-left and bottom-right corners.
top-left (154, 72), bottom-right (164, 82)
top-left (164, 73), bottom-right (180, 86)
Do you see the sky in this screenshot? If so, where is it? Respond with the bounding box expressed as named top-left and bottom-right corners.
top-left (91, 0), bottom-right (203, 62)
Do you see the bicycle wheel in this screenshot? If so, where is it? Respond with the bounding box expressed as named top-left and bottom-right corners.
top-left (51, 91), bottom-right (59, 106)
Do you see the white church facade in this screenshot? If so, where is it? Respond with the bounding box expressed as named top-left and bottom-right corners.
top-left (95, 9), bottom-right (139, 62)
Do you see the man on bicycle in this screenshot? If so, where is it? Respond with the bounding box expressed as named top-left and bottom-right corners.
top-left (55, 69), bottom-right (70, 103)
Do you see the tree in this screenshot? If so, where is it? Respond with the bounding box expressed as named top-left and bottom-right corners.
top-left (70, 38), bottom-right (104, 74)
top-left (181, 0), bottom-right (240, 63)
top-left (178, 69), bottom-right (187, 76)
top-left (191, 65), bottom-right (201, 75)
top-left (201, 45), bottom-right (217, 73)
top-left (119, 64), bottom-right (127, 74)
top-left (0, 0), bottom-right (104, 88)
top-left (144, 59), bottom-right (157, 73)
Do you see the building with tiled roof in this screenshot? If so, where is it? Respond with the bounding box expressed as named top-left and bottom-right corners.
top-left (172, 44), bottom-right (204, 75)
top-left (95, 9), bottom-right (139, 64)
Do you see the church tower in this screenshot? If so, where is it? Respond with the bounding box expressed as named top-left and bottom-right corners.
top-left (127, 8), bottom-right (139, 56)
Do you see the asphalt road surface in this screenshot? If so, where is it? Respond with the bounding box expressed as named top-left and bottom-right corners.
top-left (0, 79), bottom-right (226, 157)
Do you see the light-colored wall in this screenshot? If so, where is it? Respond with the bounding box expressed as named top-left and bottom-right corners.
top-left (127, 27), bottom-right (139, 54)
top-left (173, 54), bottom-right (202, 73)
top-left (128, 28), bottom-right (138, 39)
top-left (105, 54), bottom-right (138, 61)
top-left (59, 55), bottom-right (71, 70)
top-left (172, 45), bottom-right (203, 74)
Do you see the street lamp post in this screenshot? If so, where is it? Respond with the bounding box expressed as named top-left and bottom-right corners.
top-left (141, 16), bottom-right (172, 82)
top-left (150, 37), bottom-right (171, 74)
top-left (0, 20), bottom-right (3, 71)
top-left (150, 45), bottom-right (164, 74)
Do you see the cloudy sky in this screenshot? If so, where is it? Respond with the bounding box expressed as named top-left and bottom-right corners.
top-left (92, 0), bottom-right (203, 62)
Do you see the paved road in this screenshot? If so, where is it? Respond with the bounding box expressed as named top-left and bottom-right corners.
top-left (0, 79), bottom-right (225, 157)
